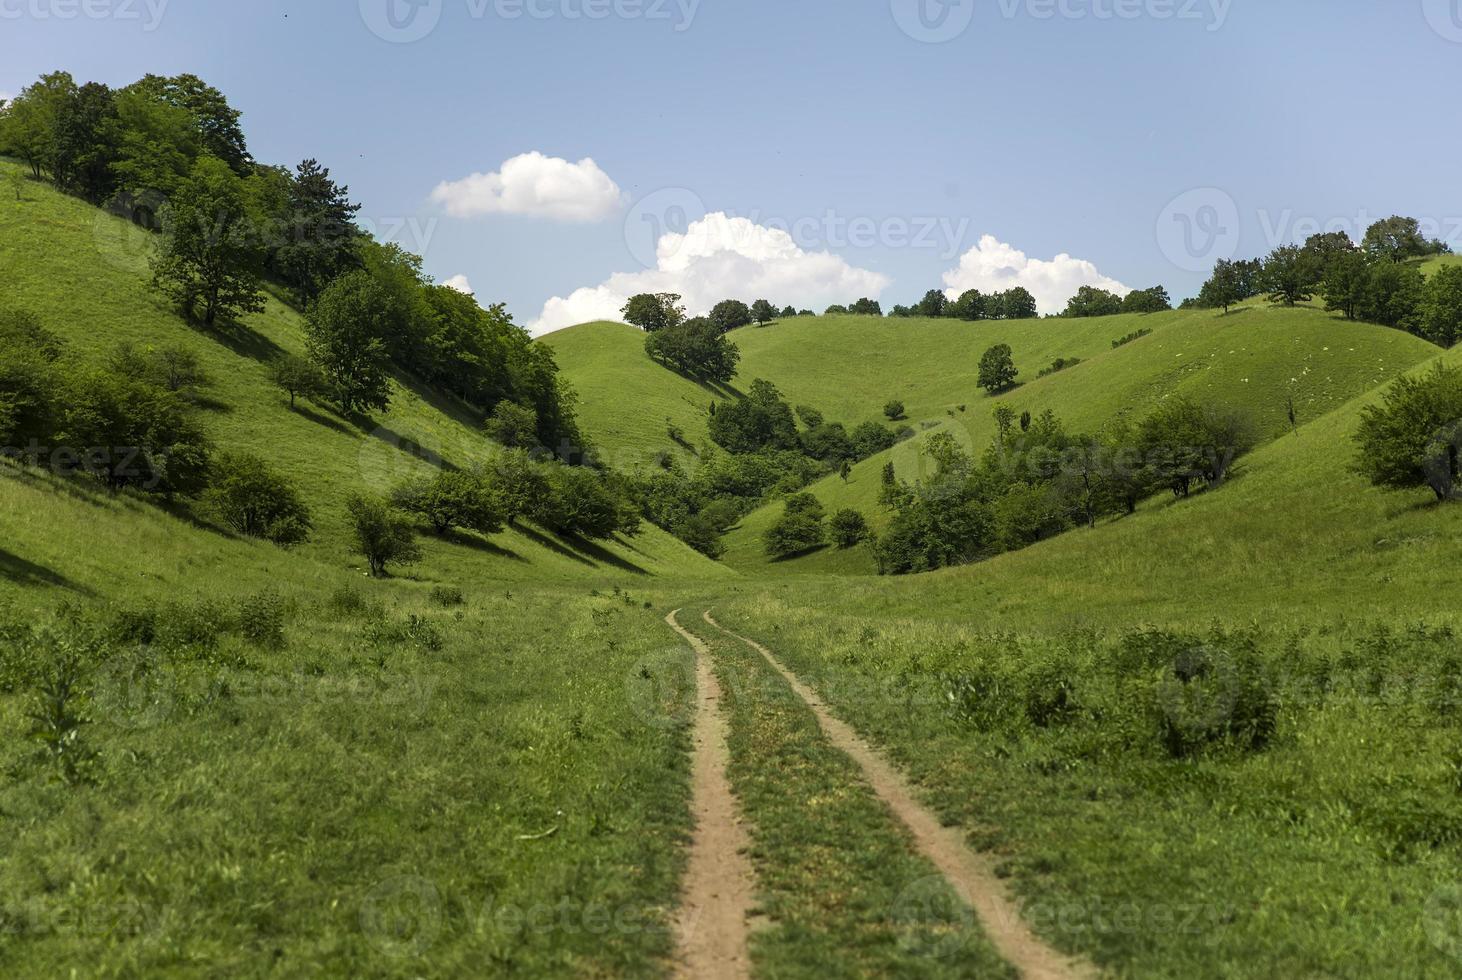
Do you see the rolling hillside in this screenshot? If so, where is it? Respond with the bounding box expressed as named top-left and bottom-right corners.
top-left (0, 160), bottom-right (729, 600)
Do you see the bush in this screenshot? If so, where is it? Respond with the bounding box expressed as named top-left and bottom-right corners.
top-left (849, 421), bottom-right (898, 459)
top-left (268, 353), bottom-right (328, 409)
top-left (1355, 362), bottom-right (1462, 501)
top-left (829, 509), bottom-right (870, 548)
top-left (484, 401), bottom-right (540, 449)
top-left (155, 597), bottom-right (229, 654)
top-left (883, 400), bottom-right (905, 421)
top-left (429, 585), bottom-right (465, 608)
top-left (346, 493), bottom-right (422, 577)
top-left (764, 493), bottom-right (826, 559)
top-left (1150, 638), bottom-right (1277, 758)
top-left (393, 470), bottom-right (506, 536)
top-left (1112, 328), bottom-right (1152, 349)
top-left (202, 452), bottom-right (313, 545)
top-left (529, 464), bottom-right (639, 539)
top-left (238, 588), bottom-right (287, 650)
top-left (1037, 356), bottom-right (1082, 378)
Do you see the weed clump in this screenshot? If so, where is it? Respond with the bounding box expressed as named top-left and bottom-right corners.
top-left (429, 585), bottom-right (465, 608)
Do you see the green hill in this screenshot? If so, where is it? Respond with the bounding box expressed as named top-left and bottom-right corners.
top-left (0, 159), bottom-right (728, 599)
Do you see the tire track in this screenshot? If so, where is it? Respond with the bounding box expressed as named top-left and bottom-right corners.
top-left (701, 610), bottom-right (1096, 980)
top-left (665, 610), bottom-right (756, 980)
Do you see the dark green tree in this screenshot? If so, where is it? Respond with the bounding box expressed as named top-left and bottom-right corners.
top-left (978, 344), bottom-right (1018, 394)
top-left (750, 299), bottom-right (778, 324)
top-left (1262, 245), bottom-right (1321, 307)
top-left (346, 493), bottom-right (422, 576)
top-left (150, 156), bottom-right (265, 327)
top-left (709, 299), bottom-right (753, 332)
top-left (621, 292), bottom-right (686, 332)
top-left (1355, 363), bottom-right (1462, 500)
top-left (304, 270), bottom-right (395, 414)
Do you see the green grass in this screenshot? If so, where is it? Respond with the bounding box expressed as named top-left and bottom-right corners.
top-left (680, 609), bottom-right (1015, 978)
top-left (0, 161), bottom-right (728, 591)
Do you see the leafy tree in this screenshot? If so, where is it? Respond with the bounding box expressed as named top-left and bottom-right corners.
top-left (1064, 286), bottom-right (1124, 318)
top-left (824, 304), bottom-right (849, 316)
top-left (1000, 287), bottom-right (1039, 320)
top-left (800, 422), bottom-right (854, 462)
top-left (1355, 363), bottom-right (1462, 500)
top-left (1320, 249), bottom-right (1371, 321)
top-left (0, 309), bottom-right (65, 451)
top-left (268, 353), bottom-right (328, 409)
top-left (1120, 286), bottom-right (1172, 314)
top-left (0, 75), bottom-right (68, 179)
top-left (644, 316), bottom-right (741, 383)
top-left (304, 270), bottom-right (395, 414)
top-left (948, 289), bottom-right (986, 321)
top-left (1262, 245), bottom-right (1320, 306)
top-left (128, 73), bottom-right (251, 173)
top-left (764, 493), bottom-right (826, 559)
top-left (709, 299), bottom-right (753, 333)
top-left (798, 309), bottom-right (815, 317)
top-left (978, 344), bottom-right (1018, 394)
top-left (848, 297), bottom-right (883, 317)
top-left (1301, 231), bottom-right (1357, 278)
top-left (750, 299), bottom-right (778, 324)
top-left (780, 305), bottom-right (797, 318)
top-left (676, 512), bottom-right (727, 559)
top-left (484, 401), bottom-right (540, 449)
top-left (796, 405), bottom-right (824, 429)
top-left (1363, 216), bottom-right (1448, 263)
top-left (202, 452), bottom-right (313, 544)
top-left (53, 81), bottom-right (119, 203)
top-left (850, 421), bottom-right (898, 459)
top-left (108, 342), bottom-right (211, 396)
top-left (108, 86), bottom-right (201, 201)
top-left (914, 289), bottom-right (947, 318)
top-left (1197, 258), bottom-right (1254, 313)
top-left (150, 156), bottom-right (265, 327)
top-left (393, 470), bottom-right (506, 536)
top-left (883, 400), bottom-right (906, 421)
top-left (1137, 397), bottom-right (1255, 497)
top-left (272, 159), bottom-right (363, 301)
top-left (708, 379), bottom-right (798, 453)
top-left (1422, 265), bottom-right (1462, 348)
top-left (346, 493), bottom-right (422, 577)
top-left (1356, 261), bottom-right (1426, 332)
top-left (530, 464), bottom-right (638, 539)
top-left (621, 292), bottom-right (686, 332)
top-left (829, 509), bottom-right (870, 548)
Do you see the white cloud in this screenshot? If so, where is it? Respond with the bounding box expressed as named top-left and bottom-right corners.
top-left (941, 235), bottom-right (1129, 315)
top-left (431, 151), bottom-right (625, 222)
top-left (442, 274), bottom-right (474, 294)
top-left (0, 91), bottom-right (12, 106)
top-left (530, 212), bottom-right (891, 336)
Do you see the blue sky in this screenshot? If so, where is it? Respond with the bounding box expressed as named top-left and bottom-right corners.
top-left (5, 0), bottom-right (1461, 332)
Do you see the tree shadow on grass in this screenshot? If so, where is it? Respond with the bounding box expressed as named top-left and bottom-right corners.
top-left (290, 402), bottom-right (355, 436)
top-left (560, 534), bottom-right (650, 575)
top-left (512, 523), bottom-right (597, 568)
top-left (201, 319), bottom-right (287, 365)
top-left (769, 543), bottom-right (830, 564)
top-left (0, 547), bottom-right (92, 595)
top-left (445, 529), bottom-right (527, 563)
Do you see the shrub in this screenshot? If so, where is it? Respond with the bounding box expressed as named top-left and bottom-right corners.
top-left (530, 464), bottom-right (638, 539)
top-left (1037, 357), bottom-right (1082, 378)
top-left (238, 588), bottom-right (287, 650)
top-left (1152, 640), bottom-right (1277, 758)
top-left (764, 494), bottom-right (826, 559)
top-left (155, 597), bottom-right (228, 654)
top-left (1112, 328), bottom-right (1152, 349)
top-left (484, 401), bottom-right (540, 449)
top-left (268, 353), bottom-right (328, 409)
top-left (883, 400), bottom-right (906, 421)
top-left (829, 509), bottom-right (870, 548)
top-left (429, 585), bottom-right (465, 608)
top-left (202, 452), bottom-right (313, 545)
top-left (1355, 362), bottom-right (1462, 501)
top-left (346, 493), bottom-right (422, 577)
top-left (327, 585), bottom-right (369, 617)
top-left (392, 470), bottom-right (506, 536)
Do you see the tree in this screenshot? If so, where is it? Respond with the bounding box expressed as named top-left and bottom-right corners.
top-left (839, 459), bottom-right (853, 483)
top-left (1356, 261), bottom-right (1426, 332)
top-left (273, 159), bottom-right (363, 301)
top-left (1355, 363), bottom-right (1462, 501)
top-left (1320, 249), bottom-right (1371, 321)
top-left (128, 73), bottom-right (251, 174)
top-left (764, 493), bottom-right (826, 559)
top-left (1137, 397), bottom-right (1256, 497)
top-left (0, 76), bottom-right (66, 179)
top-left (150, 156), bottom-right (265, 327)
top-left (884, 400), bottom-right (906, 421)
top-left (644, 317), bottom-right (741, 383)
top-left (346, 493), bottom-right (422, 576)
top-left (1422, 265), bottom-right (1462, 348)
top-left (202, 452), bottom-right (313, 544)
top-left (948, 289), bottom-right (986, 321)
top-left (1064, 286), bottom-right (1124, 318)
top-left (1120, 286), bottom-right (1172, 314)
top-left (393, 470), bottom-right (506, 536)
top-left (1363, 216), bottom-right (1448, 264)
top-left (305, 270), bottom-right (395, 414)
top-left (268, 353), bottom-right (328, 409)
top-left (914, 289), bottom-right (947, 318)
top-left (829, 509), bottom-right (870, 548)
top-left (750, 299), bottom-right (778, 325)
top-left (824, 304), bottom-right (849, 316)
top-left (708, 378), bottom-right (798, 453)
top-left (484, 401), bottom-right (540, 449)
top-left (107, 86), bottom-right (200, 202)
top-left (1301, 231), bottom-right (1356, 278)
top-left (850, 421), bottom-right (898, 459)
top-left (1001, 287), bottom-right (1039, 320)
top-left (978, 344), bottom-right (1018, 394)
top-left (621, 292), bottom-right (686, 332)
top-left (1198, 259), bottom-right (1246, 313)
top-left (780, 305), bottom-right (797, 318)
top-left (1262, 245), bottom-right (1320, 307)
top-left (848, 297), bottom-right (883, 317)
top-left (53, 81), bottom-right (119, 203)
top-left (709, 299), bottom-right (753, 333)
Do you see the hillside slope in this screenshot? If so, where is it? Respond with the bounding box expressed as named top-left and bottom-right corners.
top-left (0, 161), bottom-right (729, 598)
top-left (718, 303), bottom-right (1440, 573)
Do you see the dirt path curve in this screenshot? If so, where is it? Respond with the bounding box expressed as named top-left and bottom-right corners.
top-left (701, 611), bottom-right (1097, 980)
top-left (665, 610), bottom-right (757, 980)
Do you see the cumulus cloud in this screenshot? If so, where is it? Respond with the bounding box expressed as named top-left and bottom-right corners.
top-left (442, 274), bottom-right (474, 294)
top-left (431, 152), bottom-right (625, 222)
top-left (529, 212), bottom-right (891, 335)
top-left (941, 235), bottom-right (1129, 315)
